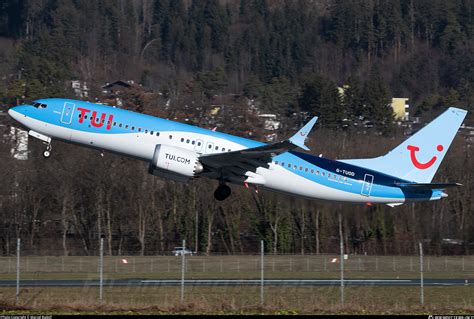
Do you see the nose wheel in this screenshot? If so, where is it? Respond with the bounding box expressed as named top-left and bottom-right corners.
top-left (214, 184), bottom-right (231, 201)
top-left (43, 142), bottom-right (52, 158)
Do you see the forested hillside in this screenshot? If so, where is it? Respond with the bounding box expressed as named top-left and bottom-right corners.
top-left (0, 0), bottom-right (472, 256)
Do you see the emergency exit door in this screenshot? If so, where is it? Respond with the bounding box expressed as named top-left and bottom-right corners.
top-left (361, 174), bottom-right (374, 197)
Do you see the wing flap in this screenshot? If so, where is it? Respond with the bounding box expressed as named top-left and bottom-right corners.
top-left (199, 117), bottom-right (318, 181)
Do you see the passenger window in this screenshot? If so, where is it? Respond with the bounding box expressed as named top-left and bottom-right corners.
top-left (113, 122), bottom-right (117, 126)
top-left (186, 139), bottom-right (190, 143)
top-left (198, 142), bottom-right (201, 146)
top-left (85, 115), bottom-right (88, 119)
top-left (287, 163), bottom-right (291, 168)
top-left (156, 132), bottom-right (160, 136)
top-left (119, 123), bottom-right (122, 127)
top-left (299, 166), bottom-right (303, 171)
top-left (150, 131), bottom-right (153, 134)
top-left (293, 165), bottom-right (297, 169)
top-left (138, 128), bottom-right (142, 132)
top-left (215, 146), bottom-right (219, 150)
top-left (208, 144), bottom-right (212, 149)
top-left (181, 138), bottom-right (184, 142)
top-left (192, 141), bottom-right (195, 145)
top-left (275, 161), bottom-right (279, 165)
top-left (131, 126), bottom-right (135, 130)
top-left (305, 168), bottom-right (308, 172)
top-left (311, 169), bottom-right (314, 173)
top-left (125, 125), bottom-right (129, 129)
top-left (316, 171), bottom-right (319, 175)
top-left (145, 130), bottom-right (148, 133)
top-left (169, 135), bottom-right (172, 139)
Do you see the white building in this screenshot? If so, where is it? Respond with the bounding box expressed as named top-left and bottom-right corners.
top-left (9, 126), bottom-right (28, 160)
top-left (258, 113), bottom-right (280, 131)
top-left (71, 80), bottom-right (89, 98)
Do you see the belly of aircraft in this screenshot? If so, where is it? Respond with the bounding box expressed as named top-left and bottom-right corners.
top-left (257, 165), bottom-right (406, 204)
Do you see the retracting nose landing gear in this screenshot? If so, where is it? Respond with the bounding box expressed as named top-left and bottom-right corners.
top-left (43, 142), bottom-right (52, 158)
top-left (214, 183), bottom-right (231, 201)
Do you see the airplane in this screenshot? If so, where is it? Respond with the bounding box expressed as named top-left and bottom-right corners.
top-left (8, 98), bottom-right (467, 205)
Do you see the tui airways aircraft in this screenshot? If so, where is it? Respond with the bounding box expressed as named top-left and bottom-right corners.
top-left (8, 98), bottom-right (467, 205)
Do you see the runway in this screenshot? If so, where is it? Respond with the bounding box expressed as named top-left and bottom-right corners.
top-left (0, 278), bottom-right (470, 287)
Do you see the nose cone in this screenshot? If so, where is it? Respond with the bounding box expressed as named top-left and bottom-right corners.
top-left (8, 107), bottom-right (20, 120)
top-left (8, 105), bottom-right (29, 124)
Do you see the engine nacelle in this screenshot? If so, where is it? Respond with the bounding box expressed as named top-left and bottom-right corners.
top-left (148, 144), bottom-right (203, 182)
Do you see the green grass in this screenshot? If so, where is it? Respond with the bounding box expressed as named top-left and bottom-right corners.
top-left (0, 255), bottom-right (472, 280)
top-left (0, 286), bottom-right (473, 315)
top-left (0, 255), bottom-right (472, 314)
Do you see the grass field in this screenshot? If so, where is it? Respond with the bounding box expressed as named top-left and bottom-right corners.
top-left (0, 255), bottom-right (472, 275)
top-left (0, 286), bottom-right (473, 315)
top-left (0, 255), bottom-right (472, 314)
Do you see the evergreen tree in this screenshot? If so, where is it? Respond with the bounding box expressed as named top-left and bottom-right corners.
top-left (6, 79), bottom-right (26, 105)
top-left (362, 68), bottom-right (395, 135)
top-left (298, 75), bottom-right (344, 129)
top-left (243, 75), bottom-right (264, 99)
top-left (196, 67), bottom-right (228, 99)
top-left (342, 76), bottom-right (365, 122)
top-left (260, 77), bottom-right (299, 114)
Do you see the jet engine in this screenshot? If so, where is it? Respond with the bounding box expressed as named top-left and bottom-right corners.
top-left (148, 144), bottom-right (203, 182)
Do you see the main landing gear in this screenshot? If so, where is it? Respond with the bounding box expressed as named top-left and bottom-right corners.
top-left (214, 183), bottom-right (231, 201)
top-left (43, 142), bottom-right (52, 158)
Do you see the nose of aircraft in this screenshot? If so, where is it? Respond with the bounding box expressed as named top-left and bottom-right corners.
top-left (8, 105), bottom-right (28, 122)
top-left (8, 106), bottom-right (19, 120)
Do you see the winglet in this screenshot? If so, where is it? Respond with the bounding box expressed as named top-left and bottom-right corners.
top-left (288, 116), bottom-right (318, 151)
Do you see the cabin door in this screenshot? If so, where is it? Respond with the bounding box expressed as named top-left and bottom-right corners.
top-left (60, 102), bottom-right (75, 124)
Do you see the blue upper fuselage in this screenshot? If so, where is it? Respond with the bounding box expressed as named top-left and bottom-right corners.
top-left (10, 98), bottom-right (442, 201)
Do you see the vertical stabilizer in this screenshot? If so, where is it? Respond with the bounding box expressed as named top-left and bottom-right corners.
top-left (341, 107), bottom-right (467, 183)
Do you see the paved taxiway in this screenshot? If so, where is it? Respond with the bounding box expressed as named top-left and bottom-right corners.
top-left (0, 278), bottom-right (470, 287)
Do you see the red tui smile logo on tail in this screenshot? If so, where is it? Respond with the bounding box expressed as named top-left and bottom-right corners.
top-left (407, 144), bottom-right (444, 169)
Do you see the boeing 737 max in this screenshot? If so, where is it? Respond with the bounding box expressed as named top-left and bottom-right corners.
top-left (8, 99), bottom-right (467, 205)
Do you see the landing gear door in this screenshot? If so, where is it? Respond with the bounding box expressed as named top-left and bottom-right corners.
top-left (361, 174), bottom-right (374, 197)
top-left (60, 102), bottom-right (75, 124)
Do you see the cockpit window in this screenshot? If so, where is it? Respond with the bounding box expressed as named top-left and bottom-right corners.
top-left (32, 102), bottom-right (47, 108)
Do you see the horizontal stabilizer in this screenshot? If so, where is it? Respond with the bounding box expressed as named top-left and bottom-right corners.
top-left (393, 182), bottom-right (462, 190)
top-left (386, 203), bottom-right (404, 207)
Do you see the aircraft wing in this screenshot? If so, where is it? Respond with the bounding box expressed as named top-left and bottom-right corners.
top-left (199, 117), bottom-right (318, 182)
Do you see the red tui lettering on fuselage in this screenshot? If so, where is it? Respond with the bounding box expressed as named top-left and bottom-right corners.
top-left (77, 107), bottom-right (113, 130)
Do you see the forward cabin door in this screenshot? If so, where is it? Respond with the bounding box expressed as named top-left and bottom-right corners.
top-left (361, 174), bottom-right (374, 197)
top-left (60, 102), bottom-right (75, 124)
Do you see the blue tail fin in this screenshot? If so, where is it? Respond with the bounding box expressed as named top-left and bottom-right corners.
top-left (341, 107), bottom-right (467, 183)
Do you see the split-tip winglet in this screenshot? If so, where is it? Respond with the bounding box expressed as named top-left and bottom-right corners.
top-left (288, 116), bottom-right (318, 151)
